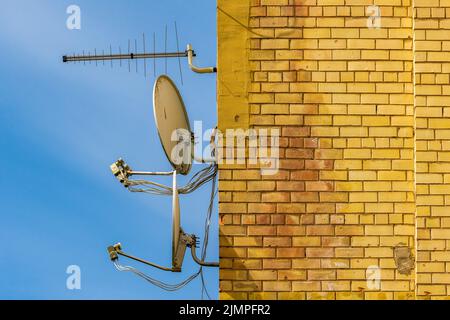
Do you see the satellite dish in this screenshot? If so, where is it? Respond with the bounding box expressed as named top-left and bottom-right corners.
top-left (153, 75), bottom-right (192, 175)
top-left (172, 171), bottom-right (181, 268)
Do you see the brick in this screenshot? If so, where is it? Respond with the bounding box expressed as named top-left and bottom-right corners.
top-left (381, 281), bottom-right (410, 292)
top-left (306, 225), bottom-right (334, 236)
top-left (262, 192), bottom-right (290, 203)
top-left (248, 226), bottom-right (276, 236)
top-left (277, 203), bottom-right (306, 214)
top-left (219, 203), bottom-right (247, 213)
top-left (264, 237), bottom-right (291, 247)
top-left (234, 237), bottom-right (262, 247)
top-left (233, 281), bottom-right (262, 292)
top-left (305, 181), bottom-right (333, 191)
top-left (344, 149), bottom-right (371, 159)
top-left (248, 203), bottom-right (276, 213)
top-left (277, 248), bottom-right (305, 258)
top-left (221, 226), bottom-right (247, 236)
top-left (322, 237), bottom-right (350, 247)
top-left (308, 270), bottom-right (336, 280)
top-left (248, 181), bottom-right (276, 191)
top-left (248, 248), bottom-right (275, 258)
top-left (335, 226), bottom-right (364, 236)
top-left (365, 225), bottom-right (394, 236)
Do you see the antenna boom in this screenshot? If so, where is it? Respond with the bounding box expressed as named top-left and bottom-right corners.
top-left (63, 51), bottom-right (193, 63)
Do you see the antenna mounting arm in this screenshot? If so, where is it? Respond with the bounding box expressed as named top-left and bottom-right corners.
top-left (110, 158), bottom-right (174, 187)
top-left (189, 237), bottom-right (219, 267)
top-left (107, 243), bottom-right (180, 272)
top-left (187, 44), bottom-right (217, 74)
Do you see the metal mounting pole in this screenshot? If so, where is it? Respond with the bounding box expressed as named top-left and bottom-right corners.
top-left (191, 129), bottom-right (218, 164)
top-left (186, 44), bottom-right (217, 73)
top-left (190, 244), bottom-right (219, 267)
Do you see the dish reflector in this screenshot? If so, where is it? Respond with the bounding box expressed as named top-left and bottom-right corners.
top-left (172, 171), bottom-right (181, 267)
top-left (153, 75), bottom-right (192, 175)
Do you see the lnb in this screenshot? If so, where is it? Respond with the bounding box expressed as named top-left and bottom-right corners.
top-left (110, 158), bottom-right (131, 187)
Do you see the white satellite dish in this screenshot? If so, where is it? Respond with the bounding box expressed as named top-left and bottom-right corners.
top-left (153, 75), bottom-right (192, 175)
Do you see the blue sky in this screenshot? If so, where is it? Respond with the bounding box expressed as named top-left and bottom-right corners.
top-left (0, 0), bottom-right (218, 299)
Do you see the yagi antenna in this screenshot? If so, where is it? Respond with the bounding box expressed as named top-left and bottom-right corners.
top-left (63, 47), bottom-right (190, 63)
top-left (62, 35), bottom-right (217, 74)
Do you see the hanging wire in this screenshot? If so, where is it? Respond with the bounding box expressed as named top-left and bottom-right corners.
top-left (200, 268), bottom-right (210, 300)
top-left (114, 261), bottom-right (201, 291)
top-left (199, 171), bottom-right (217, 300)
top-left (201, 171), bottom-right (217, 260)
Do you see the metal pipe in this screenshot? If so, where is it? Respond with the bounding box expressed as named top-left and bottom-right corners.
top-left (129, 170), bottom-right (175, 176)
top-left (187, 44), bottom-right (217, 74)
top-left (191, 129), bottom-right (217, 164)
top-left (190, 245), bottom-right (219, 267)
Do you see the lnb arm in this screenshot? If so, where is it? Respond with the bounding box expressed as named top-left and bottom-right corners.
top-left (189, 235), bottom-right (219, 267)
top-left (107, 243), bottom-right (179, 272)
top-left (110, 158), bottom-right (174, 187)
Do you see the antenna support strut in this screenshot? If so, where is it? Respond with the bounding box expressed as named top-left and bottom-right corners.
top-left (186, 44), bottom-right (217, 73)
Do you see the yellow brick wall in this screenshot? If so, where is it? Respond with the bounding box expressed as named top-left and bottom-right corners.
top-left (415, 0), bottom-right (450, 299)
top-left (218, 0), bottom-right (449, 300)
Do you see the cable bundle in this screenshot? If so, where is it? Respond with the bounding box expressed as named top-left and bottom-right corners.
top-left (126, 164), bottom-right (217, 196)
top-left (199, 168), bottom-right (217, 299)
top-left (114, 261), bottom-right (201, 291)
